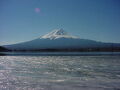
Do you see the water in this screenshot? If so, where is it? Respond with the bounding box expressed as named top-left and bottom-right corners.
top-left (0, 55), bottom-right (120, 90)
top-left (1, 51), bottom-right (120, 56)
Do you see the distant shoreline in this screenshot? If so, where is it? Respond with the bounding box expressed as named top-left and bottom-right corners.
top-left (1, 51), bottom-right (120, 56)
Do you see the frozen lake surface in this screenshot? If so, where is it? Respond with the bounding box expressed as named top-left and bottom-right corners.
top-left (0, 55), bottom-right (120, 90)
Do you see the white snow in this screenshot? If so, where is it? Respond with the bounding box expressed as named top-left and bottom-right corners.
top-left (40, 29), bottom-right (79, 40)
top-left (4, 28), bottom-right (108, 50)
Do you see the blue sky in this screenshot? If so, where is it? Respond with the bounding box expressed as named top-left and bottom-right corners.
top-left (0, 0), bottom-right (120, 45)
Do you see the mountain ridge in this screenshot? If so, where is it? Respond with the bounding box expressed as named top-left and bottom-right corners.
top-left (2, 29), bottom-right (120, 52)
top-left (40, 29), bottom-right (78, 40)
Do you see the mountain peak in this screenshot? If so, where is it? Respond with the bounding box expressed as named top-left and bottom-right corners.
top-left (53, 28), bottom-right (67, 35)
top-left (40, 29), bottom-right (78, 40)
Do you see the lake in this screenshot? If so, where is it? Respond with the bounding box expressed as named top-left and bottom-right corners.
top-left (0, 55), bottom-right (120, 90)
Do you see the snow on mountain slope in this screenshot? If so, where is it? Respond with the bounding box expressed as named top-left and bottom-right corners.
top-left (40, 29), bottom-right (78, 39)
top-left (3, 28), bottom-right (119, 50)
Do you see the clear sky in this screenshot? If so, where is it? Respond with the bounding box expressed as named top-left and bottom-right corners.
top-left (0, 0), bottom-right (120, 45)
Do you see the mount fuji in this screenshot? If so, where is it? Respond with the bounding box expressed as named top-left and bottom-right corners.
top-left (3, 29), bottom-right (120, 52)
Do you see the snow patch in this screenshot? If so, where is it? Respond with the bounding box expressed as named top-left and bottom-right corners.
top-left (40, 29), bottom-right (79, 40)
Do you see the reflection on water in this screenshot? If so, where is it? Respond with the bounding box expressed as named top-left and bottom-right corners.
top-left (0, 56), bottom-right (120, 90)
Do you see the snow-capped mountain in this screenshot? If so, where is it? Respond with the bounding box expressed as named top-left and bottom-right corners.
top-left (3, 29), bottom-right (120, 51)
top-left (40, 28), bottom-right (78, 39)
